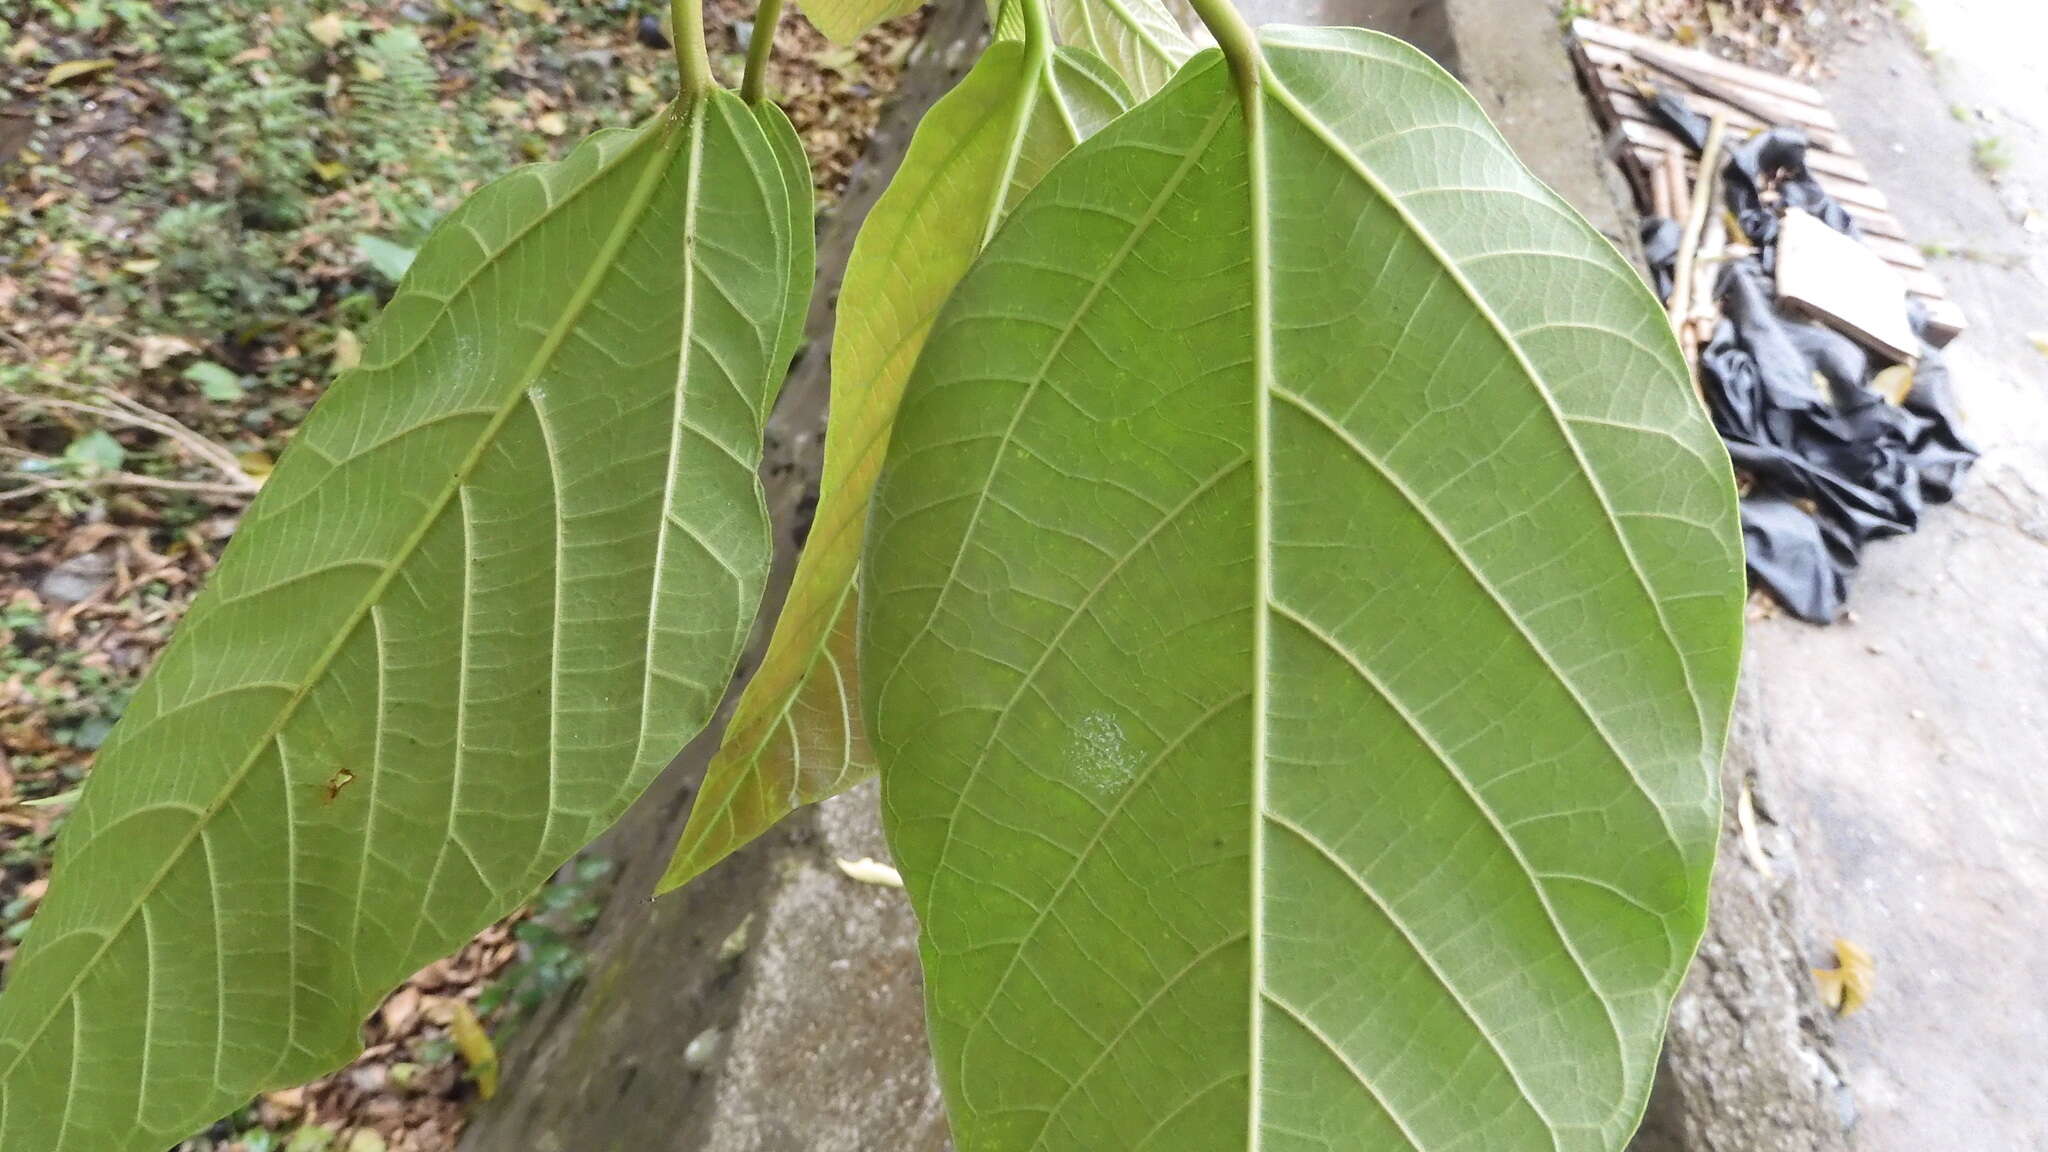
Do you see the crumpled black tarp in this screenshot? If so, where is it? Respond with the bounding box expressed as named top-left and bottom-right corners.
top-left (1644, 91), bottom-right (1978, 622)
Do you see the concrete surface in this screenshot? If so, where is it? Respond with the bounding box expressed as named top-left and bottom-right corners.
top-left (1746, 14), bottom-right (2048, 1149)
top-left (1632, 669), bottom-right (1853, 1152)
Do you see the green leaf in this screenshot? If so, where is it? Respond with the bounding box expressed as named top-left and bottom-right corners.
top-left (798, 0), bottom-right (920, 46)
top-left (62, 428), bottom-right (125, 474)
top-left (0, 94), bottom-right (813, 1152)
top-left (354, 233), bottom-right (418, 282)
top-left (863, 30), bottom-right (1743, 1151)
top-left (662, 41), bottom-right (1129, 891)
top-left (1049, 0), bottom-right (1194, 96)
top-left (183, 359), bottom-right (245, 401)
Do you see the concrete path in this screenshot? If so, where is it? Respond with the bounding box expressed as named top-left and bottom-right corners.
top-left (1751, 13), bottom-right (2048, 1148)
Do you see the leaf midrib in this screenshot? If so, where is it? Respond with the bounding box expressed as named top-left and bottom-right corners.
top-left (0, 106), bottom-right (694, 1097)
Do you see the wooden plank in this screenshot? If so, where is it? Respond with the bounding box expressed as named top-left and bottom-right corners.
top-left (1600, 79), bottom-right (1847, 155)
top-left (1776, 207), bottom-right (1921, 363)
top-left (1578, 40), bottom-right (1845, 142)
top-left (1920, 297), bottom-right (1967, 346)
top-left (1602, 91), bottom-right (1871, 187)
top-left (1569, 18), bottom-right (1965, 346)
top-left (1617, 127), bottom-right (1903, 231)
top-left (1572, 18), bottom-right (1833, 112)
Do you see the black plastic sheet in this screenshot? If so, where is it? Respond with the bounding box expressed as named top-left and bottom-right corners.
top-left (1646, 93), bottom-right (1977, 622)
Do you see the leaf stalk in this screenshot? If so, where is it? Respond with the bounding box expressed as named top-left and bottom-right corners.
top-left (1185, 0), bottom-right (1260, 103)
top-left (672, 0), bottom-right (715, 96)
top-left (1019, 0), bottom-right (1054, 62)
top-left (741, 0), bottom-right (786, 103)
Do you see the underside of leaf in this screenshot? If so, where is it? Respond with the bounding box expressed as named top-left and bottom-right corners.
top-left (864, 30), bottom-right (1742, 1152)
top-left (0, 94), bottom-right (812, 1152)
top-left (663, 41), bottom-right (1129, 890)
top-left (1050, 0), bottom-right (1195, 96)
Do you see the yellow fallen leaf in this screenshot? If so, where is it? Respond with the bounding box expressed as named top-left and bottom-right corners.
top-left (535, 111), bottom-right (568, 137)
top-left (354, 58), bottom-right (384, 82)
top-left (6, 37), bottom-right (39, 64)
top-left (45, 58), bottom-right (116, 86)
top-left (834, 857), bottom-right (903, 888)
top-left (506, 0), bottom-right (552, 13)
top-left (306, 11), bottom-right (347, 47)
top-left (1872, 364), bottom-right (1914, 406)
top-left (311, 159), bottom-right (347, 182)
top-left (1813, 937), bottom-right (1875, 1017)
top-left (449, 1000), bottom-right (499, 1099)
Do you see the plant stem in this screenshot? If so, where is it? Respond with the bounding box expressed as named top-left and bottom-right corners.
top-left (1184, 0), bottom-right (1260, 102)
top-left (671, 0), bottom-right (714, 96)
top-left (740, 0), bottom-right (785, 104)
top-left (1020, 0), bottom-right (1053, 61)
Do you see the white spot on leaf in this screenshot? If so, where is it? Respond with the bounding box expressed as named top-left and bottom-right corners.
top-left (1070, 713), bottom-right (1136, 797)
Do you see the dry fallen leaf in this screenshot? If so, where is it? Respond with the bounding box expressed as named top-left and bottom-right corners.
top-left (1736, 780), bottom-right (1773, 880)
top-left (1813, 937), bottom-right (1875, 1017)
top-left (136, 333), bottom-right (197, 370)
top-left (44, 58), bottom-right (117, 87)
top-left (534, 111), bottom-right (568, 137)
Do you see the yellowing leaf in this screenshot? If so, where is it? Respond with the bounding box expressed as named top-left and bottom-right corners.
top-left (663, 42), bottom-right (1131, 891)
top-left (1814, 937), bottom-right (1875, 1016)
top-left (449, 1001), bottom-right (499, 1099)
top-left (45, 58), bottom-right (116, 86)
top-left (306, 11), bottom-right (347, 47)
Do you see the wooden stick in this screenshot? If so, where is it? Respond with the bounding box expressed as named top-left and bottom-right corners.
top-left (0, 391), bottom-right (259, 493)
top-left (1668, 114), bottom-right (1729, 335)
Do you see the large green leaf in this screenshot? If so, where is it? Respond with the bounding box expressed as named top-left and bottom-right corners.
top-left (663, 38), bottom-right (1129, 890)
top-left (864, 29), bottom-right (1743, 1152)
top-left (0, 93), bottom-right (813, 1151)
top-left (1049, 0), bottom-right (1194, 96)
